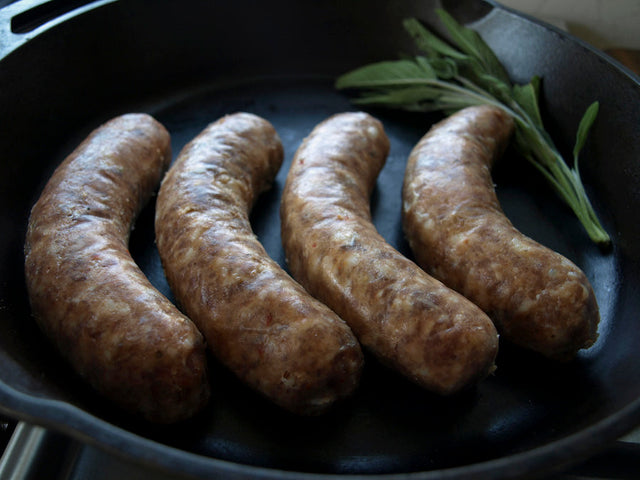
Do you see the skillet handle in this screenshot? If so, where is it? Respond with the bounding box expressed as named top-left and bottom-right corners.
top-left (0, 0), bottom-right (116, 59)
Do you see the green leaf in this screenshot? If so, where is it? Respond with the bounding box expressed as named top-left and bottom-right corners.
top-left (335, 59), bottom-right (433, 90)
top-left (350, 86), bottom-right (446, 107)
top-left (429, 57), bottom-right (458, 79)
top-left (435, 9), bottom-right (511, 84)
top-left (403, 17), bottom-right (467, 60)
top-left (573, 101), bottom-right (599, 163)
top-left (461, 59), bottom-right (512, 102)
top-left (415, 56), bottom-right (437, 78)
top-left (512, 76), bottom-right (543, 128)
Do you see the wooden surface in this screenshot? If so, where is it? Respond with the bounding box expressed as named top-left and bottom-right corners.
top-left (605, 48), bottom-right (640, 76)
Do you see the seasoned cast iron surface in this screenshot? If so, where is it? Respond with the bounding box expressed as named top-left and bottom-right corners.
top-left (4, 77), bottom-right (631, 475)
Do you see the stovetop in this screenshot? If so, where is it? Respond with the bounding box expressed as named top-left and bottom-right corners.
top-left (0, 418), bottom-right (11, 455)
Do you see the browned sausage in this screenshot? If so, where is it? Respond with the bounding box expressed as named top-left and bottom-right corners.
top-left (155, 112), bottom-right (363, 415)
top-left (402, 105), bottom-right (600, 360)
top-left (24, 113), bottom-right (210, 423)
top-left (280, 112), bottom-right (499, 395)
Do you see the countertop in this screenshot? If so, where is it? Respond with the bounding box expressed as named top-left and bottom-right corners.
top-left (498, 0), bottom-right (640, 74)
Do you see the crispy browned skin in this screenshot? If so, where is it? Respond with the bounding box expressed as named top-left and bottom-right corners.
top-left (155, 113), bottom-right (363, 415)
top-left (24, 114), bottom-right (210, 423)
top-left (280, 112), bottom-right (499, 395)
top-left (402, 105), bottom-right (600, 360)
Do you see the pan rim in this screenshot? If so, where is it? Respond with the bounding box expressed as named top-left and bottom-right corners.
top-left (2, 381), bottom-right (640, 479)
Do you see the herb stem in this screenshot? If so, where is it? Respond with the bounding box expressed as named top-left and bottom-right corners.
top-left (515, 119), bottom-right (609, 245)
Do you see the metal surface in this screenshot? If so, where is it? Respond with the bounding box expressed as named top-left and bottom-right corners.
top-left (0, 422), bottom-right (78, 479)
top-left (0, 0), bottom-right (639, 479)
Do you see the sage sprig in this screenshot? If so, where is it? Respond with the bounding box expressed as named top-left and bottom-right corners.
top-left (335, 10), bottom-right (610, 247)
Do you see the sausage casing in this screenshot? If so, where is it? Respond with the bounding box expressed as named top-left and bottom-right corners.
top-left (24, 114), bottom-right (210, 423)
top-left (402, 105), bottom-right (600, 359)
top-left (155, 113), bottom-right (363, 415)
top-left (280, 112), bottom-right (499, 395)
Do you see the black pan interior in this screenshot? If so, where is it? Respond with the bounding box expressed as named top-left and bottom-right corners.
top-left (0, 1), bottom-right (639, 479)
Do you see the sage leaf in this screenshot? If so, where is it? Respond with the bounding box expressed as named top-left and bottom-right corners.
top-left (573, 101), bottom-right (600, 165)
top-left (512, 76), bottom-right (543, 128)
top-left (435, 9), bottom-right (510, 84)
top-left (335, 60), bottom-right (434, 90)
top-left (403, 17), bottom-right (466, 60)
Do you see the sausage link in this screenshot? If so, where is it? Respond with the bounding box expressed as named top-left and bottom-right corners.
top-left (155, 113), bottom-right (363, 415)
top-left (402, 105), bottom-right (600, 360)
top-left (280, 112), bottom-right (499, 395)
top-left (24, 114), bottom-right (210, 423)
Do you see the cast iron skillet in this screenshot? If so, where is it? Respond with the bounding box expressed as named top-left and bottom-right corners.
top-left (1, 0), bottom-right (639, 478)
